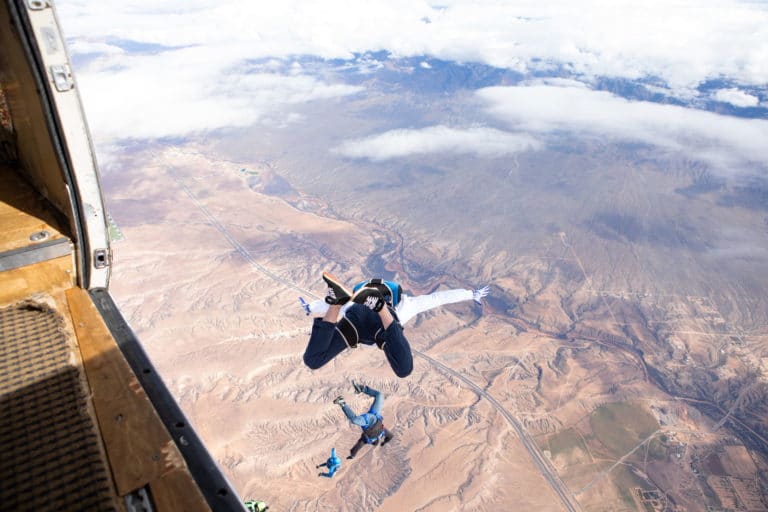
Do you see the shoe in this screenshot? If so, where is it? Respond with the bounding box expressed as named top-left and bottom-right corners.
top-left (333, 396), bottom-right (346, 406)
top-left (346, 455), bottom-right (354, 460)
top-left (352, 381), bottom-right (364, 394)
top-left (323, 272), bottom-right (352, 305)
top-left (299, 297), bottom-right (311, 316)
top-left (352, 287), bottom-right (384, 312)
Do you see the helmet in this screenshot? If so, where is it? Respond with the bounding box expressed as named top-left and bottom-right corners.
top-left (353, 278), bottom-right (402, 308)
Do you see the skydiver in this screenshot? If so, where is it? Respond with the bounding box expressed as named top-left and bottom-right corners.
top-left (299, 274), bottom-right (489, 378)
top-left (334, 382), bottom-right (393, 459)
top-left (300, 282), bottom-right (490, 325)
top-left (316, 447), bottom-right (342, 477)
top-left (302, 272), bottom-right (415, 378)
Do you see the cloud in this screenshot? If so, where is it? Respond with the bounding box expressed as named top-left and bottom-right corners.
top-left (54, 0), bottom-right (768, 145)
top-left (713, 88), bottom-right (760, 108)
top-left (57, 0), bottom-right (768, 89)
top-left (476, 84), bottom-right (768, 172)
top-left (331, 125), bottom-right (542, 161)
top-left (68, 40), bottom-right (126, 56)
top-left (73, 45), bottom-right (362, 142)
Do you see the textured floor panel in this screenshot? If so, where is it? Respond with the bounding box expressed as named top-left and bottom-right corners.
top-left (0, 301), bottom-right (116, 511)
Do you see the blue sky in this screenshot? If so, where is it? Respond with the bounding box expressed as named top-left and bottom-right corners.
top-left (55, 0), bottom-right (768, 173)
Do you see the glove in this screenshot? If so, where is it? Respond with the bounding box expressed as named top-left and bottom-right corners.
top-left (299, 297), bottom-right (311, 316)
top-left (352, 381), bottom-right (364, 394)
top-left (352, 287), bottom-right (384, 312)
top-left (472, 286), bottom-right (489, 305)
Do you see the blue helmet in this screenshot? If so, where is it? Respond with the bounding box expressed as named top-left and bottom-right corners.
top-left (353, 278), bottom-right (403, 308)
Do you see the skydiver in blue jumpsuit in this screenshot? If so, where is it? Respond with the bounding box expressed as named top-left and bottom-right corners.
top-left (334, 382), bottom-right (393, 459)
top-left (316, 447), bottom-right (342, 478)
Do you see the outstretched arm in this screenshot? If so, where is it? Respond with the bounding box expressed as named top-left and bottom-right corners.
top-left (299, 297), bottom-right (329, 316)
top-left (396, 286), bottom-right (488, 326)
top-left (299, 298), bottom-right (354, 317)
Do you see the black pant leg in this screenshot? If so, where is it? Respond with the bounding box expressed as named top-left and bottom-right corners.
top-left (350, 435), bottom-right (367, 458)
top-left (303, 318), bottom-right (347, 369)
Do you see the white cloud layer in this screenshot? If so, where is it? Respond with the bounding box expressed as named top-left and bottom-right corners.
top-left (713, 88), bottom-right (760, 108)
top-left (331, 126), bottom-right (542, 161)
top-left (54, 0), bottom-right (768, 145)
top-left (476, 85), bottom-right (768, 171)
top-left (57, 0), bottom-right (768, 88)
top-left (72, 46), bottom-right (362, 141)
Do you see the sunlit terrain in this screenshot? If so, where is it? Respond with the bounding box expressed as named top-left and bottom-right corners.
top-left (57, 1), bottom-right (768, 510)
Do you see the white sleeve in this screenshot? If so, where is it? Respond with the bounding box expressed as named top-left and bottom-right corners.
top-left (309, 300), bottom-right (352, 316)
top-left (309, 300), bottom-right (329, 316)
top-left (396, 289), bottom-right (474, 326)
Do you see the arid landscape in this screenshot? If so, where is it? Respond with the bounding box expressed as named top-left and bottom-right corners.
top-left (15, 1), bottom-right (761, 509)
top-left (103, 125), bottom-right (768, 510)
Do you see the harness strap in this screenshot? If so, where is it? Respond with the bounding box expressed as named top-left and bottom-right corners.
top-left (374, 328), bottom-right (385, 350)
top-left (363, 418), bottom-right (384, 443)
top-left (336, 317), bottom-right (358, 348)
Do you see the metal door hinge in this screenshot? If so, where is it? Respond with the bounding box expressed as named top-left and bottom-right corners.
top-left (50, 64), bottom-right (74, 92)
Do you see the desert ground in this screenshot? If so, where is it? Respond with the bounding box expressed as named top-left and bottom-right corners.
top-left (105, 142), bottom-right (768, 511)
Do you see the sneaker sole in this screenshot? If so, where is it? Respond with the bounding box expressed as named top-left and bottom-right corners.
top-left (322, 272), bottom-right (353, 299)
